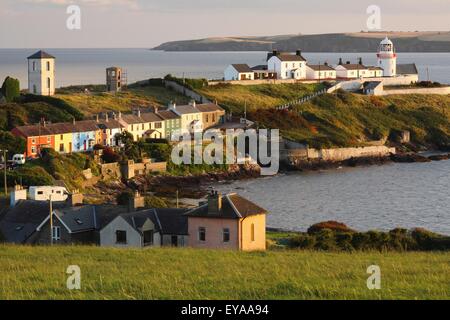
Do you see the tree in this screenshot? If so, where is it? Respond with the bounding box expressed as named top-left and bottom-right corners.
top-left (115, 131), bottom-right (140, 161)
top-left (1, 77), bottom-right (20, 103)
top-left (0, 131), bottom-right (26, 155)
top-left (101, 147), bottom-right (121, 163)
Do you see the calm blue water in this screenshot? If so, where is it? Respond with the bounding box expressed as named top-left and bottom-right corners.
top-left (0, 49), bottom-right (449, 88)
top-left (215, 160), bottom-right (450, 235)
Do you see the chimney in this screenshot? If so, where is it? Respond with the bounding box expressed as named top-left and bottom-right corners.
top-left (207, 190), bottom-right (222, 214)
top-left (10, 185), bottom-right (27, 208)
top-left (190, 100), bottom-right (196, 108)
top-left (112, 112), bottom-right (117, 120)
top-left (73, 117), bottom-right (76, 125)
top-left (96, 114), bottom-right (99, 123)
top-left (154, 106), bottom-right (159, 113)
top-left (272, 49), bottom-right (278, 56)
top-left (67, 189), bottom-right (84, 207)
top-left (296, 49), bottom-right (302, 56)
top-left (128, 190), bottom-right (145, 212)
top-left (358, 57), bottom-right (363, 65)
top-left (324, 62), bottom-right (328, 66)
top-left (137, 109), bottom-right (141, 118)
top-left (338, 58), bottom-right (343, 65)
top-left (105, 113), bottom-right (109, 122)
top-left (346, 61), bottom-right (350, 65)
top-left (118, 111), bottom-right (122, 120)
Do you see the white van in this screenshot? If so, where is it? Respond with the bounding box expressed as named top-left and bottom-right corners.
top-left (28, 186), bottom-right (68, 202)
top-left (12, 154), bottom-right (26, 165)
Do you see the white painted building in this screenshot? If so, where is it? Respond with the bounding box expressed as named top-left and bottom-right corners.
top-left (267, 50), bottom-right (307, 80)
top-left (27, 50), bottom-right (56, 96)
top-left (224, 64), bottom-right (254, 81)
top-left (335, 60), bottom-right (370, 79)
top-left (306, 64), bottom-right (336, 80)
top-left (377, 37), bottom-right (397, 77)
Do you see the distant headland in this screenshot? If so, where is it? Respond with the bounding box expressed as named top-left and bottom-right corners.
top-left (152, 31), bottom-right (450, 52)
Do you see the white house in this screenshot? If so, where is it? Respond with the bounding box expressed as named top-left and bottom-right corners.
top-left (306, 64), bottom-right (336, 80)
top-left (367, 67), bottom-right (384, 78)
top-left (27, 50), bottom-right (56, 96)
top-left (267, 50), bottom-right (307, 80)
top-left (377, 37), bottom-right (397, 77)
top-left (224, 64), bottom-right (254, 81)
top-left (335, 60), bottom-right (370, 79)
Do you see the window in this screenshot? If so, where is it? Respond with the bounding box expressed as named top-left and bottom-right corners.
top-left (251, 224), bottom-right (255, 242)
top-left (206, 114), bottom-right (209, 122)
top-left (223, 228), bottom-right (230, 243)
top-left (37, 191), bottom-right (44, 195)
top-left (116, 230), bottom-right (127, 244)
top-left (155, 122), bottom-right (162, 129)
top-left (143, 230), bottom-right (154, 246)
top-left (59, 144), bottom-right (64, 152)
top-left (47, 61), bottom-right (50, 71)
top-left (198, 227), bottom-right (206, 242)
top-left (142, 123), bottom-right (145, 130)
top-left (31, 138), bottom-right (36, 144)
top-left (33, 85), bottom-right (37, 94)
top-left (47, 137), bottom-right (51, 143)
top-left (47, 77), bottom-right (51, 89)
top-left (31, 146), bottom-right (37, 154)
top-left (52, 226), bottom-right (61, 241)
top-left (171, 235), bottom-right (178, 247)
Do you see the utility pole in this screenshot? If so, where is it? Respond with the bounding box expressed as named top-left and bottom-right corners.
top-left (176, 190), bottom-right (179, 209)
top-left (49, 194), bottom-right (53, 246)
top-left (1, 149), bottom-right (8, 197)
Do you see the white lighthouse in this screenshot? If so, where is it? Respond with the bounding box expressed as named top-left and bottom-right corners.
top-left (377, 37), bottom-right (397, 77)
top-left (27, 50), bottom-right (56, 96)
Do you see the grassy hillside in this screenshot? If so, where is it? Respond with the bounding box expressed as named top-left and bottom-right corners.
top-left (0, 245), bottom-right (448, 300)
top-left (198, 83), bottom-right (325, 113)
top-left (55, 83), bottom-right (191, 116)
top-left (200, 85), bottom-right (450, 149)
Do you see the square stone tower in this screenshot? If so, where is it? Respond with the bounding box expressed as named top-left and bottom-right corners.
top-left (27, 50), bottom-right (56, 96)
top-left (106, 67), bottom-right (127, 92)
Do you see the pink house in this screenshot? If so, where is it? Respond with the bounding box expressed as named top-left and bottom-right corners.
top-left (186, 192), bottom-right (268, 251)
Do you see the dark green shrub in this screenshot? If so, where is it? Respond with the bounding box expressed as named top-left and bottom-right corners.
top-left (0, 131), bottom-right (26, 155)
top-left (289, 234), bottom-right (316, 249)
top-left (1, 77), bottom-right (20, 103)
top-left (335, 232), bottom-right (354, 251)
top-left (411, 228), bottom-right (450, 251)
top-left (314, 229), bottom-right (337, 251)
top-left (143, 143), bottom-right (171, 162)
top-left (116, 191), bottom-right (133, 206)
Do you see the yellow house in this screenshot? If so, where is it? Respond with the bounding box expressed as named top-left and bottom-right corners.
top-left (168, 102), bottom-right (203, 135)
top-left (119, 110), bottom-right (165, 141)
top-left (186, 192), bottom-right (267, 251)
top-left (48, 123), bottom-right (75, 153)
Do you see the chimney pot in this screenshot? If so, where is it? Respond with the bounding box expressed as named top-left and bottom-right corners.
top-left (296, 49), bottom-right (302, 56)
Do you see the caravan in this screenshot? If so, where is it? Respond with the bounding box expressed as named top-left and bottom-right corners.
top-left (28, 186), bottom-right (68, 202)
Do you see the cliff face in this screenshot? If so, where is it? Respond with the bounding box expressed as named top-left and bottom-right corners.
top-left (153, 32), bottom-right (450, 52)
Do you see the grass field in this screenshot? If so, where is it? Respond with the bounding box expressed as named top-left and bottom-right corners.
top-left (0, 245), bottom-right (448, 300)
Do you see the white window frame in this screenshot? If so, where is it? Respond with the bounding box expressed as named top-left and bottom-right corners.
top-left (52, 226), bottom-right (61, 241)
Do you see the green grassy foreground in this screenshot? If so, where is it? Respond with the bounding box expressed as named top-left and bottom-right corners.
top-left (0, 245), bottom-right (448, 300)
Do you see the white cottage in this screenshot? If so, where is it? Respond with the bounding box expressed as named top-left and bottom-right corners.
top-left (224, 64), bottom-right (254, 81)
top-left (306, 64), bottom-right (336, 80)
top-left (267, 50), bottom-right (307, 80)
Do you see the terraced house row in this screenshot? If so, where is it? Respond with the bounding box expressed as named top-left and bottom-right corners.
top-left (12, 102), bottom-right (225, 158)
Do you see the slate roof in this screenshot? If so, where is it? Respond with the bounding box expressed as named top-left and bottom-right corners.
top-left (0, 200), bottom-right (65, 243)
top-left (397, 64), bottom-right (418, 75)
top-left (172, 104), bottom-right (201, 115)
top-left (27, 50), bottom-right (55, 60)
top-left (13, 120), bottom-right (101, 138)
top-left (185, 193), bottom-right (267, 219)
top-left (251, 65), bottom-right (269, 71)
top-left (231, 64), bottom-right (253, 73)
top-left (156, 110), bottom-right (180, 120)
top-left (154, 208), bottom-right (188, 235)
top-left (96, 119), bottom-right (124, 130)
top-left (363, 81), bottom-right (383, 90)
top-left (270, 53), bottom-right (307, 62)
top-left (338, 64), bottom-right (368, 70)
top-left (307, 64), bottom-right (336, 71)
top-left (195, 103), bottom-right (225, 113)
top-left (121, 112), bottom-right (164, 125)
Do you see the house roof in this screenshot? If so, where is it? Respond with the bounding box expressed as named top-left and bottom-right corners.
top-left (251, 65), bottom-right (268, 71)
top-left (397, 64), bottom-right (418, 75)
top-left (185, 193), bottom-right (267, 219)
top-left (27, 50), bottom-right (55, 60)
top-left (121, 112), bottom-right (163, 125)
top-left (307, 64), bottom-right (335, 71)
top-left (13, 120), bottom-right (101, 138)
top-left (368, 66), bottom-right (384, 71)
top-left (0, 200), bottom-right (65, 243)
top-left (156, 110), bottom-right (180, 120)
top-left (172, 104), bottom-right (201, 115)
top-left (96, 119), bottom-right (124, 130)
top-left (270, 53), bottom-right (307, 62)
top-left (231, 64), bottom-right (253, 73)
top-left (363, 81), bottom-right (383, 90)
top-left (195, 103), bottom-right (224, 113)
top-left (338, 64), bottom-right (368, 70)
top-left (153, 208), bottom-right (188, 235)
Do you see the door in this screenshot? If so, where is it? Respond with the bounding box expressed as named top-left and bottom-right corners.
top-left (171, 236), bottom-right (178, 247)
top-left (69, 142), bottom-right (72, 153)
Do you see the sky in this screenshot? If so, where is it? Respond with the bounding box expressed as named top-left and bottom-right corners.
top-left (0, 0), bottom-right (449, 48)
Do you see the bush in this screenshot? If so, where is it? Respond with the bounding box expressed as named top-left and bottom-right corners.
top-left (164, 74), bottom-right (208, 90)
top-left (101, 147), bottom-right (121, 163)
top-left (289, 234), bottom-right (316, 249)
top-left (1, 77), bottom-right (20, 103)
top-left (144, 196), bottom-right (168, 208)
top-left (143, 143), bottom-right (171, 162)
top-left (411, 228), bottom-right (450, 251)
top-left (314, 229), bottom-right (337, 251)
top-left (116, 191), bottom-right (133, 206)
top-left (307, 221), bottom-right (354, 234)
top-left (7, 166), bottom-right (54, 186)
top-left (0, 131), bottom-right (26, 155)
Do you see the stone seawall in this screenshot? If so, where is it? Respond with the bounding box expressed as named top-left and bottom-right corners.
top-left (381, 87), bottom-right (450, 95)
